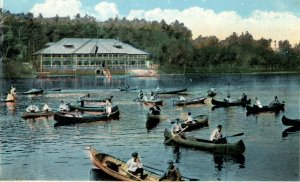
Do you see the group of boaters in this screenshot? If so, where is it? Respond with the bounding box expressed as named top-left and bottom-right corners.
top-left (138, 90), bottom-right (159, 101)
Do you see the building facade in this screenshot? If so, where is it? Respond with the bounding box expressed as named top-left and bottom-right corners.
top-left (34, 38), bottom-right (150, 76)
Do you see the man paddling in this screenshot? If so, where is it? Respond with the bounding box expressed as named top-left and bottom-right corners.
top-left (159, 160), bottom-right (181, 181)
top-left (210, 125), bottom-right (227, 144)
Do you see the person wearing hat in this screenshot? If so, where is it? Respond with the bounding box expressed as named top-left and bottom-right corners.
top-left (126, 152), bottom-right (147, 179)
top-left (59, 100), bottom-right (69, 112)
top-left (210, 125), bottom-right (227, 144)
top-left (149, 103), bottom-right (161, 115)
top-left (159, 160), bottom-right (181, 181)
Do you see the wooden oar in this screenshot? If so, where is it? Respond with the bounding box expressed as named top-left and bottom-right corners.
top-left (222, 132), bottom-right (244, 139)
top-left (164, 126), bottom-right (188, 144)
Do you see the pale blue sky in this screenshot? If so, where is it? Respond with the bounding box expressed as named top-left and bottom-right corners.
top-left (2, 0), bottom-right (300, 44)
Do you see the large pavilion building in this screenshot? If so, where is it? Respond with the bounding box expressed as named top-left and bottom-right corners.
top-left (33, 38), bottom-right (151, 76)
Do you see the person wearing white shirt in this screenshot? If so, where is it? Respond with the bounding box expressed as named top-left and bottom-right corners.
top-left (172, 119), bottom-right (183, 134)
top-left (26, 105), bottom-right (39, 113)
top-left (126, 152), bottom-right (147, 179)
top-left (179, 96), bottom-right (185, 101)
top-left (255, 97), bottom-right (262, 108)
top-left (105, 99), bottom-right (112, 116)
top-left (210, 125), bottom-right (227, 144)
top-left (186, 112), bottom-right (194, 123)
top-left (59, 101), bottom-right (69, 112)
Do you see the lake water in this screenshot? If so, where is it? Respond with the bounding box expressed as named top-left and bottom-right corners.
top-left (0, 73), bottom-right (299, 181)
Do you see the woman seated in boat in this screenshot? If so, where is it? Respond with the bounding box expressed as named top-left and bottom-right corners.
top-left (42, 103), bottom-right (52, 112)
top-left (269, 96), bottom-right (280, 107)
top-left (185, 112), bottom-right (195, 124)
top-left (210, 125), bottom-right (227, 144)
top-left (26, 105), bottom-right (39, 113)
top-left (159, 160), bottom-right (181, 181)
top-left (149, 103), bottom-right (161, 115)
top-left (59, 101), bottom-right (69, 112)
top-left (254, 97), bottom-right (262, 108)
top-left (126, 152), bottom-right (148, 179)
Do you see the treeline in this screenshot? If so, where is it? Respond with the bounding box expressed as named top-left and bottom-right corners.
top-left (1, 9), bottom-right (300, 76)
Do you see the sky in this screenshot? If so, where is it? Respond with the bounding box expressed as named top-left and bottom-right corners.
top-left (2, 0), bottom-right (300, 46)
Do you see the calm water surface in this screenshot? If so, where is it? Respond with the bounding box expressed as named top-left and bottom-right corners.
top-left (0, 73), bottom-right (299, 181)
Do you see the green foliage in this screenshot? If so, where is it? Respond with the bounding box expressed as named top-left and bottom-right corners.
top-left (1, 9), bottom-right (300, 77)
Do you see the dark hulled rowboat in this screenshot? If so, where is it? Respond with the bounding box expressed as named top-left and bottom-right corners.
top-left (22, 88), bottom-right (43, 95)
top-left (119, 87), bottom-right (138, 91)
top-left (180, 114), bottom-right (209, 132)
top-left (154, 88), bottom-right (187, 94)
top-left (164, 129), bottom-right (245, 154)
top-left (89, 147), bottom-right (161, 181)
top-left (211, 98), bottom-right (251, 107)
top-left (54, 106), bottom-right (119, 125)
top-left (246, 103), bottom-right (284, 115)
top-left (282, 116), bottom-right (300, 127)
top-left (22, 111), bottom-right (55, 119)
top-left (173, 97), bottom-right (206, 106)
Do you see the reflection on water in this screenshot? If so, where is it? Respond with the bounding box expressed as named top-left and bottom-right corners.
top-left (282, 126), bottom-right (300, 138)
top-left (90, 168), bottom-right (117, 181)
top-left (213, 153), bottom-right (245, 171)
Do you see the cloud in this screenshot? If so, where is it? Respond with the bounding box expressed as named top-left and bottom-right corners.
top-left (94, 1), bottom-right (119, 21)
top-left (30, 0), bottom-right (83, 18)
top-left (127, 7), bottom-right (300, 45)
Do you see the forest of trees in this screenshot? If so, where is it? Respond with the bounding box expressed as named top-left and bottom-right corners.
top-left (1, 9), bottom-right (300, 77)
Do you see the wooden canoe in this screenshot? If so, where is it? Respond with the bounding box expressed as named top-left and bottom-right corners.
top-left (54, 106), bottom-right (119, 125)
top-left (211, 98), bottom-right (251, 107)
top-left (180, 115), bottom-right (209, 132)
top-left (22, 111), bottom-right (55, 119)
top-left (89, 147), bottom-right (161, 181)
top-left (136, 98), bottom-right (163, 105)
top-left (164, 129), bottom-right (245, 154)
top-left (154, 88), bottom-right (187, 94)
top-left (22, 88), bottom-right (44, 95)
top-left (246, 103), bottom-right (285, 115)
top-left (282, 115), bottom-right (300, 127)
top-left (173, 97), bottom-right (206, 106)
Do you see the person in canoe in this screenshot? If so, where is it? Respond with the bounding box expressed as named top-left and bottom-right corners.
top-left (159, 160), bottom-right (181, 181)
top-left (138, 90), bottom-right (144, 100)
top-left (172, 119), bottom-right (183, 134)
top-left (269, 96), bottom-right (280, 107)
top-left (185, 112), bottom-right (195, 124)
top-left (254, 97), bottom-right (262, 108)
top-left (6, 86), bottom-right (16, 101)
top-left (241, 93), bottom-right (247, 102)
top-left (149, 91), bottom-right (158, 101)
top-left (210, 125), bottom-right (227, 144)
top-left (126, 152), bottom-right (148, 179)
top-left (149, 103), bottom-right (161, 115)
top-left (105, 99), bottom-right (112, 116)
top-left (59, 101), bottom-right (69, 112)
top-left (26, 105), bottom-right (39, 113)
top-left (42, 103), bottom-right (52, 112)
top-left (179, 96), bottom-right (186, 101)
top-left (224, 95), bottom-right (235, 103)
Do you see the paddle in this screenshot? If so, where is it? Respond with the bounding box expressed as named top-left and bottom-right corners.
top-left (164, 126), bottom-right (188, 144)
top-left (222, 132), bottom-right (244, 139)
